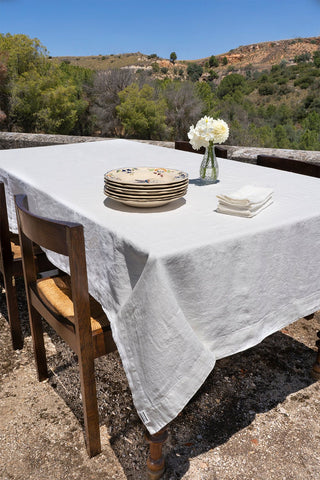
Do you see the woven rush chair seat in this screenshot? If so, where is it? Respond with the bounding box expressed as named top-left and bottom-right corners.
top-left (15, 193), bottom-right (117, 458)
top-left (9, 233), bottom-right (22, 259)
top-left (10, 233), bottom-right (45, 260)
top-left (34, 274), bottom-right (110, 333)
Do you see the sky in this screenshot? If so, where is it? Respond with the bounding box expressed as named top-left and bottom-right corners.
top-left (1, 0), bottom-right (320, 60)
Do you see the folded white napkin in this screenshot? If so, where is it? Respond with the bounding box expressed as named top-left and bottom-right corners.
top-left (217, 185), bottom-right (273, 206)
top-left (216, 185), bottom-right (273, 218)
top-left (216, 198), bottom-right (273, 217)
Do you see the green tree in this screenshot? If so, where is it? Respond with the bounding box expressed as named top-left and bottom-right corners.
top-left (207, 70), bottom-right (218, 81)
top-left (0, 62), bottom-right (8, 125)
top-left (299, 129), bottom-right (320, 150)
top-left (170, 52), bottom-right (177, 64)
top-left (0, 33), bottom-right (49, 127)
top-left (294, 52), bottom-right (311, 63)
top-left (195, 82), bottom-right (218, 116)
top-left (9, 65), bottom-right (88, 134)
top-left (313, 50), bottom-right (320, 68)
top-left (216, 73), bottom-right (247, 99)
top-left (274, 124), bottom-right (291, 148)
top-left (294, 72), bottom-right (316, 89)
top-left (0, 33), bottom-right (48, 77)
top-left (116, 83), bottom-right (168, 139)
top-left (187, 63), bottom-right (203, 82)
top-left (252, 125), bottom-right (275, 147)
top-left (208, 55), bottom-right (218, 68)
top-left (258, 83), bottom-right (276, 95)
top-left (302, 111), bottom-right (320, 131)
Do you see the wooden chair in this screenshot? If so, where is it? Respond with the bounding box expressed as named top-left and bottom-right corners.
top-left (0, 182), bottom-right (53, 350)
top-left (14, 193), bottom-right (117, 457)
top-left (256, 154), bottom-right (320, 178)
top-left (175, 140), bottom-right (228, 158)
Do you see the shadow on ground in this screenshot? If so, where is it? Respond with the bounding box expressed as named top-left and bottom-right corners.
top-left (1, 277), bottom-right (319, 479)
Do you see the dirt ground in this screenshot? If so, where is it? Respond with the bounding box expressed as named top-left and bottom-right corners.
top-left (0, 277), bottom-right (319, 480)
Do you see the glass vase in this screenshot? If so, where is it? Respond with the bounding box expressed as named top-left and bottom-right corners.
top-left (199, 142), bottom-right (219, 184)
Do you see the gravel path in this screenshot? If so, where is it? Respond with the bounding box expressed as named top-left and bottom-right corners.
top-left (1, 278), bottom-right (319, 480)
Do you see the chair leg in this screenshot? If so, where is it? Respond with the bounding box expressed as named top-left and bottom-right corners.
top-left (312, 331), bottom-right (320, 379)
top-left (146, 427), bottom-right (168, 480)
top-left (78, 351), bottom-right (101, 457)
top-left (29, 306), bottom-right (48, 381)
top-left (3, 273), bottom-right (23, 350)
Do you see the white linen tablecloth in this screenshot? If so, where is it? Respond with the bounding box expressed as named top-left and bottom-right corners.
top-left (0, 139), bottom-right (319, 433)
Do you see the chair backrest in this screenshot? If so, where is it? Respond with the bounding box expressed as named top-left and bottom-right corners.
top-left (15, 194), bottom-right (112, 457)
top-left (257, 154), bottom-right (320, 178)
top-left (175, 140), bottom-right (228, 158)
top-left (14, 194), bottom-right (91, 326)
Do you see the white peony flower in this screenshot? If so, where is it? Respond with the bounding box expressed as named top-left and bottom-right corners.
top-left (188, 116), bottom-right (229, 149)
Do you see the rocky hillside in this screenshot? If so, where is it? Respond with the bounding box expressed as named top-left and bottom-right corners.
top-left (53, 36), bottom-right (320, 76)
top-left (214, 36), bottom-right (320, 68)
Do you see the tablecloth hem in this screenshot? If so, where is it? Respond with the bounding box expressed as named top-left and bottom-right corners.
top-left (135, 349), bottom-right (216, 434)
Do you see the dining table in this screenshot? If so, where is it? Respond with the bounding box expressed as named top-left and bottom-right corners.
top-left (0, 138), bottom-right (319, 478)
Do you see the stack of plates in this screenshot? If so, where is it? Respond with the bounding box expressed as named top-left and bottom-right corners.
top-left (104, 167), bottom-right (189, 208)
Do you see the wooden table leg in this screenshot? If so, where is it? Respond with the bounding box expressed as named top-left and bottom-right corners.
top-left (312, 330), bottom-right (320, 379)
top-left (145, 427), bottom-right (168, 480)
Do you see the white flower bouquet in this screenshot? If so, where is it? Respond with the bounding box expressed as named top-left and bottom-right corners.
top-left (188, 116), bottom-right (229, 150)
top-left (188, 116), bottom-right (229, 183)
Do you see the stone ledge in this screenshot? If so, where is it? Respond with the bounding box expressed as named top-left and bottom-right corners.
top-left (0, 132), bottom-right (319, 165)
top-left (0, 132), bottom-right (108, 149)
top-left (226, 145), bottom-right (320, 165)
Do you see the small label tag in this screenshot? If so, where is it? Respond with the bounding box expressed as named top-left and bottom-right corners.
top-left (139, 410), bottom-right (149, 424)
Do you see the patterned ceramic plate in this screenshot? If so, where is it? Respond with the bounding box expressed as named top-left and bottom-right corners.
top-left (104, 186), bottom-right (188, 200)
top-left (105, 177), bottom-right (189, 191)
top-left (104, 183), bottom-right (188, 197)
top-left (105, 193), bottom-right (184, 208)
top-left (104, 167), bottom-right (188, 186)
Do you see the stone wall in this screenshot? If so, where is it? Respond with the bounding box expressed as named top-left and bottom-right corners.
top-left (0, 132), bottom-right (107, 149)
top-left (0, 132), bottom-right (320, 165)
top-left (226, 145), bottom-right (320, 165)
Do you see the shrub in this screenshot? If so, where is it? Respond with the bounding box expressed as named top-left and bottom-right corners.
top-left (313, 51), bottom-right (320, 68)
top-left (294, 74), bottom-right (315, 88)
top-left (116, 83), bottom-right (168, 139)
top-left (278, 84), bottom-right (292, 95)
top-left (258, 83), bottom-right (276, 95)
top-left (152, 62), bottom-right (160, 73)
top-left (294, 52), bottom-right (311, 63)
top-left (208, 70), bottom-right (218, 81)
top-left (187, 63), bottom-right (203, 82)
top-left (208, 55), bottom-right (219, 68)
top-left (216, 73), bottom-right (247, 98)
